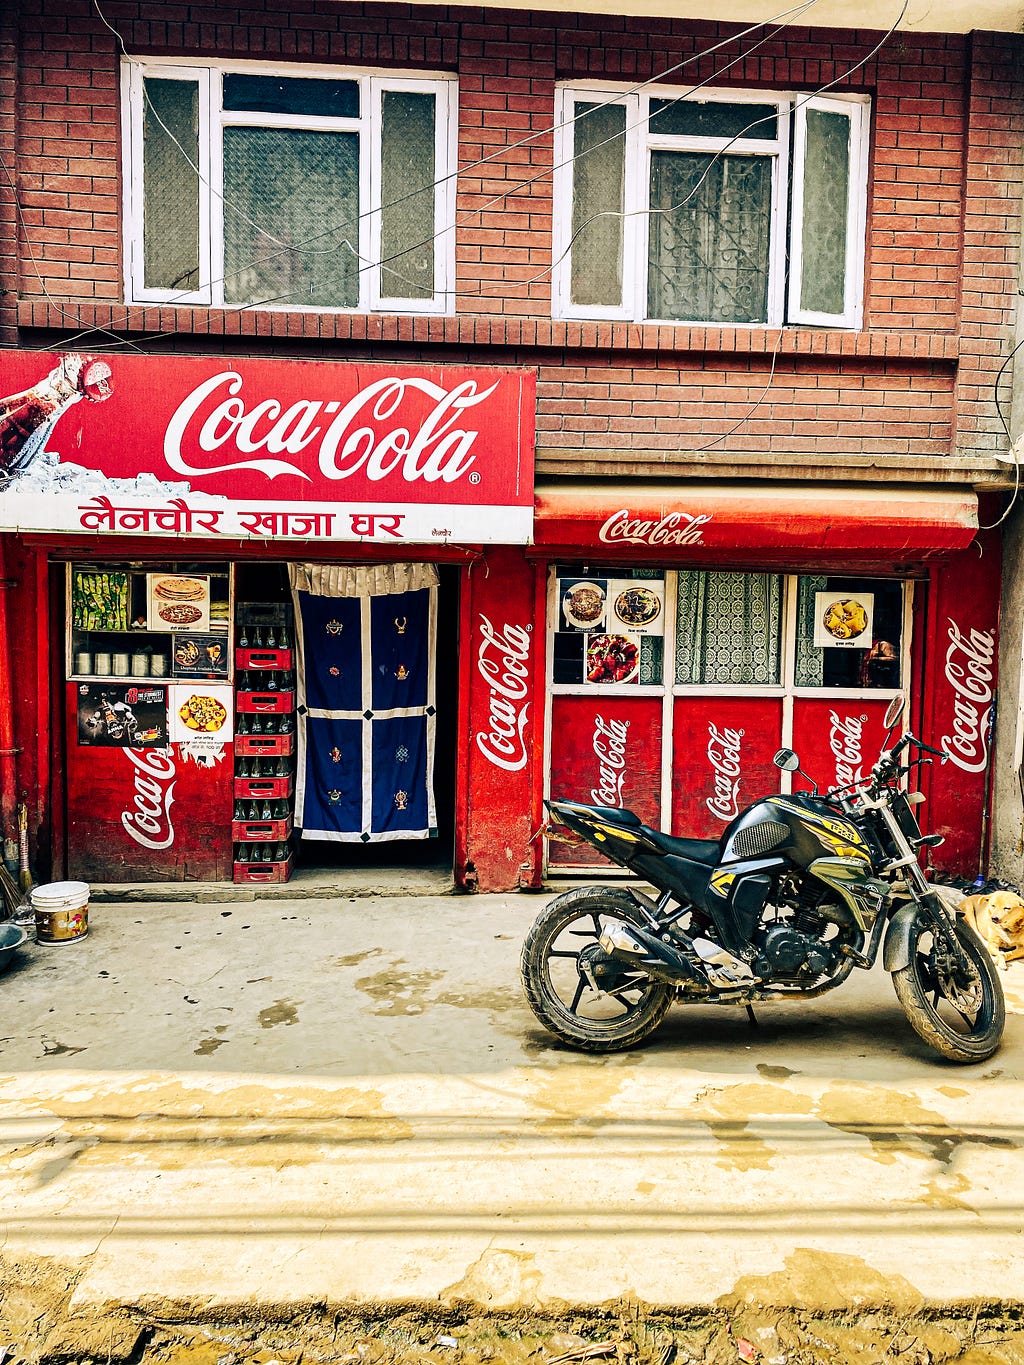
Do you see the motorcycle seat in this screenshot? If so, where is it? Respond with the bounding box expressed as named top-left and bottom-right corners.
top-left (642, 828), bottom-right (721, 865)
top-left (581, 805), bottom-right (642, 829)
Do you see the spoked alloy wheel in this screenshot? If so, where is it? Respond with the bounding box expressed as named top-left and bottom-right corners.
top-left (892, 914), bottom-right (1004, 1063)
top-left (520, 887), bottom-right (673, 1052)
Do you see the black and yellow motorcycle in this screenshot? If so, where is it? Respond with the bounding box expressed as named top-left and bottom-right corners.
top-left (522, 696), bottom-right (1004, 1063)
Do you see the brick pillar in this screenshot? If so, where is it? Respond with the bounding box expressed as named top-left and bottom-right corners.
top-left (954, 30), bottom-right (1024, 460)
top-left (0, 0), bottom-right (17, 345)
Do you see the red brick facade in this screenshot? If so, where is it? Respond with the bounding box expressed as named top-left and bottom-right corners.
top-left (3, 0), bottom-right (1022, 466)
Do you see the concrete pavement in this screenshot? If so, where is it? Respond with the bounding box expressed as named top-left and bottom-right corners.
top-left (1, 889), bottom-right (1023, 1324)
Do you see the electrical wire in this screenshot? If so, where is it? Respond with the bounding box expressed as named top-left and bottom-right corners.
top-left (977, 332), bottom-right (1024, 531)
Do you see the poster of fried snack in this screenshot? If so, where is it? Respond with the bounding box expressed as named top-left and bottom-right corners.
top-left (168, 683), bottom-right (234, 748)
top-left (813, 592), bottom-right (874, 649)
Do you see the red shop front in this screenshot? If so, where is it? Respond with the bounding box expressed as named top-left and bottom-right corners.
top-left (0, 350), bottom-right (535, 887)
top-left (477, 481), bottom-right (998, 889)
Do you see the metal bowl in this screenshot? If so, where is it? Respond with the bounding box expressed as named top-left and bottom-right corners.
top-left (0, 922), bottom-right (28, 972)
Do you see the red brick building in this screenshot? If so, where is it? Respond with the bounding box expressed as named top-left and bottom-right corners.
top-left (0, 0), bottom-right (1020, 890)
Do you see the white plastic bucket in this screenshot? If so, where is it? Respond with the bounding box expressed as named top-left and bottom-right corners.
top-left (31, 881), bottom-right (90, 944)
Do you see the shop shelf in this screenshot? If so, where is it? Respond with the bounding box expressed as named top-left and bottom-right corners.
top-left (233, 775), bottom-right (294, 800)
top-left (237, 603), bottom-right (291, 628)
top-left (233, 854), bottom-right (294, 884)
top-left (231, 817), bottom-right (293, 842)
top-left (234, 733), bottom-right (294, 757)
top-left (235, 690), bottom-right (294, 713)
top-left (235, 647), bottom-right (292, 671)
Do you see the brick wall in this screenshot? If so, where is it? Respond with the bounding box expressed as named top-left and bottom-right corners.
top-left (6, 0), bottom-right (1022, 462)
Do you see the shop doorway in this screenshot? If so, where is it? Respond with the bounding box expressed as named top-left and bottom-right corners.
top-left (235, 561), bottom-right (458, 873)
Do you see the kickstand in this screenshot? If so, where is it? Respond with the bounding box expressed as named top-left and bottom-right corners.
top-left (745, 1004), bottom-right (758, 1027)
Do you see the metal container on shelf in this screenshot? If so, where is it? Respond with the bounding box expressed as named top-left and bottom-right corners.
top-left (149, 655), bottom-right (167, 677)
top-left (93, 652), bottom-right (111, 675)
top-left (130, 653), bottom-right (149, 677)
top-left (74, 651), bottom-right (92, 675)
top-left (112, 652), bottom-right (129, 676)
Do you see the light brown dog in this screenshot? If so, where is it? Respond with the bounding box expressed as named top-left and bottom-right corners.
top-left (957, 890), bottom-right (1024, 969)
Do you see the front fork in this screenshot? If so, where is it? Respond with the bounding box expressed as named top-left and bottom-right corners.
top-left (863, 796), bottom-right (973, 979)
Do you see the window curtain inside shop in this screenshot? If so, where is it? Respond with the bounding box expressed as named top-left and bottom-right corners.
top-left (288, 562), bottom-right (438, 842)
top-left (674, 571), bottom-right (782, 685)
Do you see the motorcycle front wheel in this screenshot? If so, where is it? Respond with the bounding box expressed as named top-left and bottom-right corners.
top-left (520, 886), bottom-right (673, 1052)
top-left (892, 914), bottom-right (1004, 1063)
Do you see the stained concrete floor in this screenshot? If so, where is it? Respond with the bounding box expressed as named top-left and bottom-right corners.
top-left (1, 891), bottom-right (1023, 1322)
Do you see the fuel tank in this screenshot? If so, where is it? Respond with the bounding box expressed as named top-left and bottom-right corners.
top-left (720, 793), bottom-right (874, 871)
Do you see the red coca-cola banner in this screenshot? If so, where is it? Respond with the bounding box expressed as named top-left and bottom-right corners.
top-left (792, 697), bottom-right (894, 799)
top-left (672, 696), bottom-right (784, 839)
top-left (64, 685), bottom-right (232, 880)
top-left (461, 546), bottom-right (540, 891)
top-left (920, 530), bottom-right (1001, 874)
top-left (0, 352), bottom-right (534, 545)
top-left (547, 695), bottom-right (662, 867)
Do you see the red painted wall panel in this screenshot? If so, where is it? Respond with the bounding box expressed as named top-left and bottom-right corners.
top-left (672, 696), bottom-right (784, 840)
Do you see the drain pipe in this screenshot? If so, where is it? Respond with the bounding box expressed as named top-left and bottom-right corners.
top-left (0, 539), bottom-right (20, 870)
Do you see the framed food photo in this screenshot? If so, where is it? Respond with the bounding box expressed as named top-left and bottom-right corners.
top-left (168, 683), bottom-right (234, 751)
top-left (147, 573), bottom-right (211, 633)
top-left (171, 633), bottom-right (229, 678)
top-left (813, 592), bottom-right (874, 650)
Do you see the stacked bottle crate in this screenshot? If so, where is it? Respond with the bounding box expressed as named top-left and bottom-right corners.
top-left (232, 603), bottom-right (296, 883)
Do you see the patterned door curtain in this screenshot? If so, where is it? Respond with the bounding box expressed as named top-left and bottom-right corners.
top-left (288, 562), bottom-right (439, 842)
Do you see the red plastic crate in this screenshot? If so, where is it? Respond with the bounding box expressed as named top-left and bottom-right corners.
top-left (233, 775), bottom-right (294, 800)
top-left (231, 818), bottom-right (293, 842)
top-left (233, 854), bottom-right (293, 884)
top-left (236, 647), bottom-right (292, 671)
top-left (234, 733), bottom-right (294, 757)
top-left (236, 690), bottom-right (294, 713)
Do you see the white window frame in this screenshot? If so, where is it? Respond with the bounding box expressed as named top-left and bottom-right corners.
top-left (122, 57), bottom-right (457, 314)
top-left (552, 81), bottom-right (870, 330)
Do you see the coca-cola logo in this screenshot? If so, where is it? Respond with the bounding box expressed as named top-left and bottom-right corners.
top-left (163, 373), bottom-right (499, 484)
top-left (590, 716), bottom-right (630, 806)
top-left (830, 712), bottom-right (865, 788)
top-left (599, 509), bottom-right (711, 548)
top-left (121, 747), bottom-right (176, 850)
top-left (706, 723), bottom-right (743, 821)
top-left (941, 619), bottom-right (995, 774)
top-left (475, 615), bottom-right (531, 772)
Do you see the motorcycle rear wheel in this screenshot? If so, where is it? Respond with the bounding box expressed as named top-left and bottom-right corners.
top-left (892, 914), bottom-right (1004, 1063)
top-left (520, 886), bottom-right (673, 1052)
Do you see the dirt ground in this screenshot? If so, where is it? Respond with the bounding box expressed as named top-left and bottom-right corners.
top-left (3, 1251), bottom-right (1024, 1365)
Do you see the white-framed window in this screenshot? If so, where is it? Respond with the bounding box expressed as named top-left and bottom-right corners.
top-left (122, 59), bottom-right (457, 313)
top-left (552, 84), bottom-right (870, 329)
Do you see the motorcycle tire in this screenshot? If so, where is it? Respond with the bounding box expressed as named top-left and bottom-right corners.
top-left (520, 886), bottom-right (673, 1053)
top-left (892, 914), bottom-right (1004, 1063)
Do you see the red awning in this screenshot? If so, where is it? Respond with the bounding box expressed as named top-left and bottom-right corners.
top-left (532, 482), bottom-right (978, 565)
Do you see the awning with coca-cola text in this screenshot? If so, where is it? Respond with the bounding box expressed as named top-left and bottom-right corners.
top-left (531, 482), bottom-right (978, 565)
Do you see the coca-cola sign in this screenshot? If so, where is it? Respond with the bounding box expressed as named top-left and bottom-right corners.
top-left (829, 712), bottom-right (866, 789)
top-left (475, 615), bottom-right (531, 773)
top-left (599, 509), bottom-right (711, 548)
top-left (0, 353), bottom-right (534, 544)
top-left (591, 716), bottom-right (630, 806)
top-left (121, 747), bottom-right (177, 850)
top-left (940, 619), bottom-right (995, 774)
top-left (706, 723), bottom-right (743, 821)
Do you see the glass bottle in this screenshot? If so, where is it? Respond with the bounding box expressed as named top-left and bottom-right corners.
top-left (238, 623), bottom-right (249, 649)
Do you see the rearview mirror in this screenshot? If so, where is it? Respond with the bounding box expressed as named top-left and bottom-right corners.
top-left (883, 693), bottom-right (906, 730)
top-left (773, 748), bottom-right (800, 773)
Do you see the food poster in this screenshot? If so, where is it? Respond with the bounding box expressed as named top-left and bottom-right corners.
top-left (169, 683), bottom-right (233, 749)
top-left (547, 695), bottom-right (662, 867)
top-left (171, 633), bottom-right (229, 678)
top-left (77, 683), bottom-right (168, 747)
top-left (554, 572), bottom-right (665, 687)
top-left (147, 573), bottom-right (211, 632)
top-left (813, 591), bottom-right (873, 649)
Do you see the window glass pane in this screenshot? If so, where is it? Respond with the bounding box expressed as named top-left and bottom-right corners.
top-left (799, 108), bottom-right (851, 315)
top-left (143, 78), bottom-right (200, 291)
top-left (380, 90), bottom-right (435, 301)
top-left (648, 151), bottom-right (770, 322)
top-left (649, 98), bottom-right (777, 141)
top-left (223, 127), bottom-right (359, 307)
top-left (794, 576), bottom-right (904, 689)
top-left (675, 571), bottom-right (782, 685)
top-left (570, 102), bottom-right (626, 308)
top-left (222, 74), bottom-right (359, 118)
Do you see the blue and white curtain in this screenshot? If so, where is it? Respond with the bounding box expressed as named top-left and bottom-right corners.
top-left (289, 562), bottom-right (438, 842)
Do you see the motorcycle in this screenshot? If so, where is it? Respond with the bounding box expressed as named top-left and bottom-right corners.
top-left (522, 695), bottom-right (1004, 1063)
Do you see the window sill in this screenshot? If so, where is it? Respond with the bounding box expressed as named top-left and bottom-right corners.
top-left (17, 298), bottom-right (961, 362)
